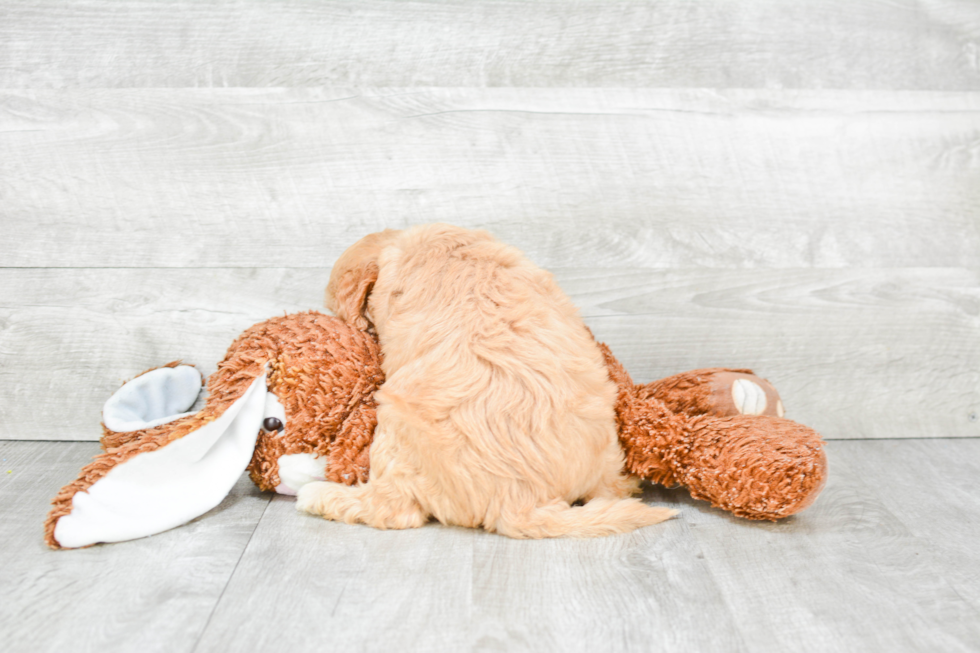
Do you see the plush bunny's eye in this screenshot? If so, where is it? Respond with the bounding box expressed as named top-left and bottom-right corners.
top-left (262, 417), bottom-right (283, 432)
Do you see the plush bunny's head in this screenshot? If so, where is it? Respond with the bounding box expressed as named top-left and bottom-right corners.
top-left (45, 312), bottom-right (384, 549)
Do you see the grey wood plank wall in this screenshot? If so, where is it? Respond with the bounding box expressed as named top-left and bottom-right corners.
top-left (1, 1), bottom-right (978, 441)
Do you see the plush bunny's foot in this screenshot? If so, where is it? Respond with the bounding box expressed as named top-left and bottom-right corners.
top-left (640, 368), bottom-right (785, 419)
top-left (679, 415), bottom-right (827, 520)
top-left (713, 371), bottom-right (784, 417)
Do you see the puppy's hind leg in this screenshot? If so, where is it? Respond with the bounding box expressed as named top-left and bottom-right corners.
top-left (296, 480), bottom-right (428, 530)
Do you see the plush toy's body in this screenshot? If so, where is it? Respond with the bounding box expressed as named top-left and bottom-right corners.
top-left (45, 312), bottom-right (826, 549)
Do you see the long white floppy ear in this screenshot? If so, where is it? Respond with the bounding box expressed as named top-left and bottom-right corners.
top-left (53, 371), bottom-right (269, 548)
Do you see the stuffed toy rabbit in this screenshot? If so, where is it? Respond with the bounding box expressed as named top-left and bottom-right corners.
top-left (45, 312), bottom-right (825, 549)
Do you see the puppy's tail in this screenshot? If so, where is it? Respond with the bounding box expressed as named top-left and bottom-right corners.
top-left (493, 498), bottom-right (676, 539)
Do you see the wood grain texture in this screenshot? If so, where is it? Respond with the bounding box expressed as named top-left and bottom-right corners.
top-left (2, 267), bottom-right (976, 441)
top-left (193, 495), bottom-right (739, 653)
top-left (0, 440), bottom-right (271, 653)
top-left (3, 2), bottom-right (979, 648)
top-left (194, 495), bottom-right (481, 652)
top-left (674, 439), bottom-right (980, 652)
top-left (187, 439), bottom-right (980, 652)
top-left (2, 0), bottom-right (979, 89)
top-left (3, 440), bottom-right (978, 653)
top-left (846, 439), bottom-right (980, 611)
top-left (3, 5), bottom-right (978, 445)
top-left (579, 267), bottom-right (980, 439)
top-left (0, 268), bottom-right (328, 441)
top-left (2, 88), bottom-right (978, 269)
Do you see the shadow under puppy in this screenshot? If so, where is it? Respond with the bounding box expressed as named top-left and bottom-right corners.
top-left (296, 223), bottom-right (675, 537)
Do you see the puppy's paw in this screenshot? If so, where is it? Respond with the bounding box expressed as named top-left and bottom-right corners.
top-left (295, 481), bottom-right (332, 516)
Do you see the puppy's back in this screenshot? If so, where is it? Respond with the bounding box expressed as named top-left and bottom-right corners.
top-left (303, 223), bottom-right (674, 538)
top-left (375, 225), bottom-right (619, 514)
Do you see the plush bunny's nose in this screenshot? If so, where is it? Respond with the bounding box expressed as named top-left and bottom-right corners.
top-left (263, 417), bottom-right (283, 432)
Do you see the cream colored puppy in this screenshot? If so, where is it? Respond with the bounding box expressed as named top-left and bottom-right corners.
top-left (297, 224), bottom-right (674, 538)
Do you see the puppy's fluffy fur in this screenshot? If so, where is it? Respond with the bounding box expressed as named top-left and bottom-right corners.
top-left (297, 224), bottom-right (674, 537)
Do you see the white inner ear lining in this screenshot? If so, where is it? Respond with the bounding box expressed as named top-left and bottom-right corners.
top-left (103, 365), bottom-right (203, 433)
top-left (55, 372), bottom-right (268, 548)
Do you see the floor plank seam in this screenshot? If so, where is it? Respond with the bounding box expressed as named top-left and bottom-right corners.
top-left (189, 494), bottom-right (274, 653)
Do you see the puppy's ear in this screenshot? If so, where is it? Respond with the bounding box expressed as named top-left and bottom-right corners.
top-left (328, 262), bottom-right (378, 331)
top-left (326, 230), bottom-right (398, 331)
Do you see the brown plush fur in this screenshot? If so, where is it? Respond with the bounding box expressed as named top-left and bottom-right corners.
top-left (46, 360), bottom-right (249, 549)
top-left (600, 343), bottom-right (827, 519)
top-left (44, 311), bottom-right (384, 549)
top-left (642, 368), bottom-right (784, 419)
top-left (46, 311), bottom-right (827, 548)
top-left (242, 312), bottom-right (384, 491)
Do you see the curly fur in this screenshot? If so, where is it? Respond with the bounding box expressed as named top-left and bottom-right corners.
top-left (599, 343), bottom-right (827, 520)
top-left (46, 229), bottom-right (828, 548)
top-left (299, 224), bottom-right (675, 538)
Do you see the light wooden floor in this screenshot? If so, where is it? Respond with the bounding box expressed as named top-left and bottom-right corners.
top-left (2, 438), bottom-right (978, 653)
